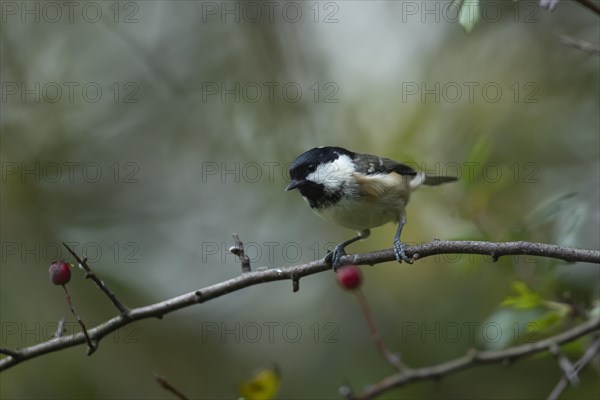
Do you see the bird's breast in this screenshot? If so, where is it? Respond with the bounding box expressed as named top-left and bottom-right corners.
top-left (312, 193), bottom-right (407, 231)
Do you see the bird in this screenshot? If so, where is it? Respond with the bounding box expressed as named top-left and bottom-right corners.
top-left (286, 146), bottom-right (457, 270)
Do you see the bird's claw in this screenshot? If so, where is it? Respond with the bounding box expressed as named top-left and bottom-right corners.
top-left (325, 245), bottom-right (347, 271)
top-left (393, 240), bottom-right (413, 264)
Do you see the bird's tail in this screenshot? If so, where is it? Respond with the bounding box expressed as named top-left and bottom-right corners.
top-left (423, 175), bottom-right (458, 186)
top-left (409, 172), bottom-right (458, 189)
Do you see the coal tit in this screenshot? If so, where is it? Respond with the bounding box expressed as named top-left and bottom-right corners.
top-left (286, 146), bottom-right (457, 270)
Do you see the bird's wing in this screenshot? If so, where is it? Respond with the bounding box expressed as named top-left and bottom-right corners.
top-left (353, 153), bottom-right (417, 177)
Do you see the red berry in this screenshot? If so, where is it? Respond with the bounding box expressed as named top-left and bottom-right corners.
top-left (49, 261), bottom-right (71, 285)
top-left (336, 265), bottom-right (362, 290)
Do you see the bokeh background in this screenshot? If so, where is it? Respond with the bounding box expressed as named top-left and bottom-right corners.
top-left (1, 1), bottom-right (599, 399)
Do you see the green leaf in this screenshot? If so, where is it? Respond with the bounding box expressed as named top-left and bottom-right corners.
top-left (500, 284), bottom-right (570, 337)
top-left (501, 281), bottom-right (543, 309)
top-left (530, 310), bottom-right (562, 331)
top-left (459, 0), bottom-right (480, 33)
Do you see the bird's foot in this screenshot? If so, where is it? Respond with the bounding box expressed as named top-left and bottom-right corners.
top-left (393, 240), bottom-right (413, 264)
top-left (325, 245), bottom-right (348, 271)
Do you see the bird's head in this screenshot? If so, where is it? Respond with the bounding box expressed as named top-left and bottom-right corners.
top-left (286, 146), bottom-right (356, 208)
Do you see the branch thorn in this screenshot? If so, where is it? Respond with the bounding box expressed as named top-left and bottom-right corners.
top-left (292, 274), bottom-right (300, 292)
top-left (231, 233), bottom-right (251, 273)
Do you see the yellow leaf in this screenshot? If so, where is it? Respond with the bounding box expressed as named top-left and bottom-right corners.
top-left (239, 366), bottom-right (281, 400)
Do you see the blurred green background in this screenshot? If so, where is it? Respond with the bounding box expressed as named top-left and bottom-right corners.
top-left (1, 1), bottom-right (599, 399)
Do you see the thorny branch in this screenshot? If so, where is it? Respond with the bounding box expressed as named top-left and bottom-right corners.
top-left (574, 0), bottom-right (600, 15)
top-left (229, 233), bottom-right (252, 273)
top-left (1, 239), bottom-right (599, 396)
top-left (154, 374), bottom-right (190, 400)
top-left (547, 338), bottom-right (600, 400)
top-left (348, 317), bottom-right (600, 400)
top-left (61, 285), bottom-right (96, 355)
top-left (557, 34), bottom-right (600, 55)
top-left (62, 242), bottom-right (130, 315)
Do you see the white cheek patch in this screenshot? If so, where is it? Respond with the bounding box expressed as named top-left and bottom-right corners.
top-left (306, 154), bottom-right (355, 192)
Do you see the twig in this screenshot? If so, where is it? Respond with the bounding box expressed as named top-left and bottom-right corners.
top-left (547, 338), bottom-right (600, 400)
top-left (351, 317), bottom-right (600, 400)
top-left (1, 240), bottom-right (598, 371)
top-left (62, 285), bottom-right (96, 355)
top-left (62, 242), bottom-right (130, 315)
top-left (549, 342), bottom-right (579, 386)
top-left (355, 289), bottom-right (405, 371)
top-left (0, 348), bottom-right (20, 358)
top-left (229, 233), bottom-right (251, 273)
top-left (54, 318), bottom-right (66, 339)
top-left (574, 0), bottom-right (600, 15)
top-left (154, 374), bottom-right (190, 400)
top-left (557, 34), bottom-right (600, 55)
top-left (540, 0), bottom-right (560, 11)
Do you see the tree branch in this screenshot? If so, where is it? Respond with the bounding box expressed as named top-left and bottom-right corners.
top-left (61, 285), bottom-right (96, 355)
top-left (54, 318), bottom-right (66, 339)
top-left (574, 0), bottom-right (600, 15)
top-left (154, 374), bottom-right (190, 400)
top-left (557, 34), bottom-right (600, 55)
top-left (229, 233), bottom-right (251, 273)
top-left (354, 289), bottom-right (405, 371)
top-left (547, 338), bottom-right (600, 400)
top-left (350, 317), bottom-right (600, 400)
top-left (62, 242), bottom-right (130, 315)
top-left (0, 348), bottom-right (20, 358)
top-left (0, 240), bottom-right (598, 372)
top-left (548, 342), bottom-right (579, 386)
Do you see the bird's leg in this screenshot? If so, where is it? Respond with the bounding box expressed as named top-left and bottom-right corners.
top-left (326, 230), bottom-right (370, 271)
top-left (393, 208), bottom-right (413, 264)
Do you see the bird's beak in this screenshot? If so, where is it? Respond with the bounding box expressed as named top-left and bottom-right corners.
top-left (285, 180), bottom-right (302, 191)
